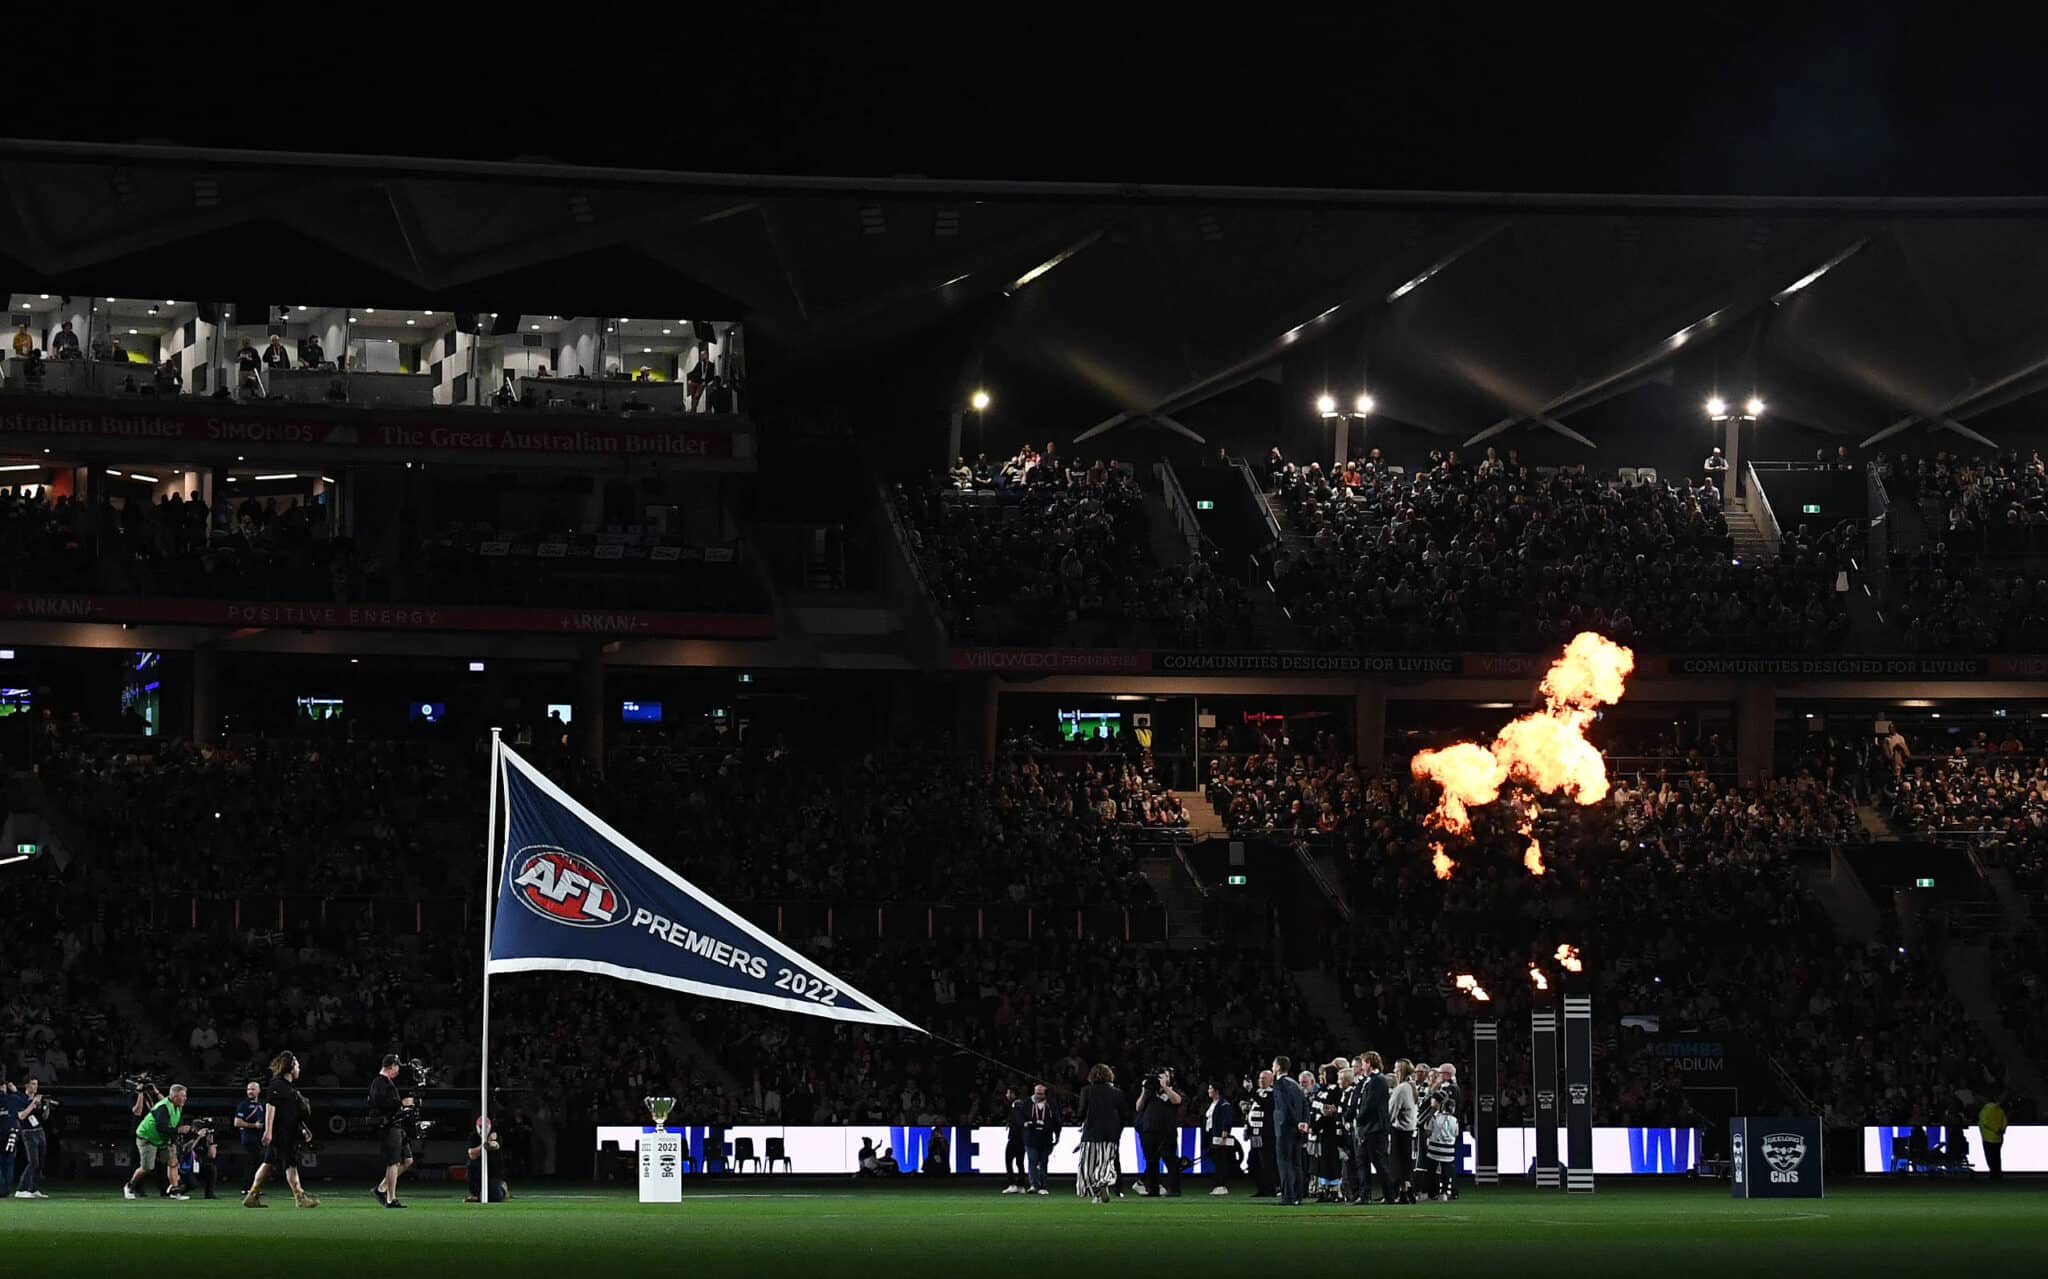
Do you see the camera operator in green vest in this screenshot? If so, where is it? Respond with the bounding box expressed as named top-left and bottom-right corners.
top-left (126, 1084), bottom-right (192, 1201)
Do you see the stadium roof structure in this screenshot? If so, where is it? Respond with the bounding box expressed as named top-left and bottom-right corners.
top-left (7, 137), bottom-right (2048, 449)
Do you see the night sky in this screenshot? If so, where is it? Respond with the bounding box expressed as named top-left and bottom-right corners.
top-left (24, 4), bottom-right (2044, 196)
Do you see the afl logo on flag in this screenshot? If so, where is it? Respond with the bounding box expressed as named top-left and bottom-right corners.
top-left (510, 846), bottom-right (628, 927)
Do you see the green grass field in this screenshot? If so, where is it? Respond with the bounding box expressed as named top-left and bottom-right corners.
top-left (5, 1181), bottom-right (2041, 1277)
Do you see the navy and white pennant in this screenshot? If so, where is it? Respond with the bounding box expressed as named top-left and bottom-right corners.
top-left (485, 741), bottom-right (922, 1031)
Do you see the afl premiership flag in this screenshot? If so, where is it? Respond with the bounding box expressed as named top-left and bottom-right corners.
top-left (482, 735), bottom-right (922, 1031)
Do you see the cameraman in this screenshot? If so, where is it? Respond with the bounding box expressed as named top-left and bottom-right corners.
top-left (1134, 1067), bottom-right (1183, 1198)
top-left (369, 1055), bottom-right (413, 1209)
top-left (175, 1117), bottom-right (220, 1200)
top-left (126, 1083), bottom-right (191, 1201)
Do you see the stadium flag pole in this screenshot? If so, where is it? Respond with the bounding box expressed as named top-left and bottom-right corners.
top-left (480, 726), bottom-right (502, 1205)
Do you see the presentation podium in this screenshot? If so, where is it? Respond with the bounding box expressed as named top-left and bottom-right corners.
top-left (1730, 1116), bottom-right (1823, 1199)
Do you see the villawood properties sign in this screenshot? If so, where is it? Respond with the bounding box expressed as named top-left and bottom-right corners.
top-left (0, 593), bottom-right (772, 639)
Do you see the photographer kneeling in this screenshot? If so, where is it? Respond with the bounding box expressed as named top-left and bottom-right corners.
top-left (175, 1117), bottom-right (221, 1200)
top-left (466, 1117), bottom-right (508, 1203)
top-left (126, 1083), bottom-right (192, 1201)
top-left (1134, 1068), bottom-right (1183, 1198)
top-left (369, 1055), bottom-right (415, 1209)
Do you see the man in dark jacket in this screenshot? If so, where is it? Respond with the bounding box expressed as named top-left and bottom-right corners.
top-left (1270, 1055), bottom-right (1308, 1206)
top-left (1019, 1083), bottom-right (1061, 1195)
top-left (1353, 1051), bottom-right (1393, 1204)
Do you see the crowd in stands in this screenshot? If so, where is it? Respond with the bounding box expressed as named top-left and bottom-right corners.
top-left (589, 743), bottom-right (1159, 907)
top-left (1266, 449), bottom-right (1855, 654)
top-left (0, 903), bottom-right (133, 1090)
top-left (8, 710), bottom-right (2037, 1146)
top-left (1884, 450), bottom-right (2048, 651)
top-left (1890, 542), bottom-right (2048, 653)
top-left (0, 484), bottom-right (759, 613)
top-left (1879, 730), bottom-right (2048, 896)
top-left (1889, 449), bottom-right (2048, 538)
top-left (900, 451), bottom-right (1255, 648)
top-left (1247, 724), bottom-right (2029, 1128)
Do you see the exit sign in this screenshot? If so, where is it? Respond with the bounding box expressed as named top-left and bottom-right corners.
top-left (1801, 503), bottom-right (1821, 514)
top-left (1914, 877), bottom-right (1936, 888)
top-left (1226, 873), bottom-right (1247, 886)
top-left (1195, 499), bottom-right (1216, 511)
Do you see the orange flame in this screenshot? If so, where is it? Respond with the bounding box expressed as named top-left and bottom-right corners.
top-left (1409, 742), bottom-right (1505, 835)
top-left (1431, 841), bottom-right (1455, 880)
top-left (1411, 632), bottom-right (1634, 871)
top-left (1529, 966), bottom-right (1549, 992)
top-left (1555, 944), bottom-right (1583, 973)
top-left (1454, 973), bottom-right (1491, 1002)
top-left (1519, 800), bottom-right (1545, 875)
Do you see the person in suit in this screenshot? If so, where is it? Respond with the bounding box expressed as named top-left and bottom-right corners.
top-left (1074, 1064), bottom-right (1130, 1204)
top-left (1353, 1051), bottom-right (1393, 1204)
top-left (1001, 1087), bottom-right (1027, 1193)
top-left (1020, 1083), bottom-right (1060, 1195)
top-left (1269, 1055), bottom-right (1308, 1206)
top-left (1204, 1083), bottom-right (1240, 1195)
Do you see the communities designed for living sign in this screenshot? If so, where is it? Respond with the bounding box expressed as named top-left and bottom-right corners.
top-left (949, 648), bottom-right (2036, 679)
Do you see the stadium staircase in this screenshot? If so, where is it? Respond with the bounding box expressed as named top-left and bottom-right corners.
top-left (1136, 837), bottom-right (1211, 948)
top-left (1941, 943), bottom-right (2048, 1104)
top-left (1289, 968), bottom-right (1364, 1054)
top-left (1979, 864), bottom-right (2034, 933)
top-left (1723, 497), bottom-right (1776, 564)
top-left (1174, 790), bottom-right (1227, 839)
top-left (1803, 847), bottom-right (1881, 943)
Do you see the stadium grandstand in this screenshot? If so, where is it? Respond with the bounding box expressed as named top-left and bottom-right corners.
top-left (0, 135), bottom-right (2044, 1275)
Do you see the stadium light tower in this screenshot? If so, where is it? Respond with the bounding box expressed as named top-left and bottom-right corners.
top-left (1319, 391), bottom-right (1373, 467)
top-left (1705, 392), bottom-right (1763, 504)
top-left (946, 388), bottom-right (994, 470)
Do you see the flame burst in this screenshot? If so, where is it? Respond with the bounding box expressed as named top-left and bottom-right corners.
top-left (1529, 966), bottom-right (1550, 992)
top-left (1555, 944), bottom-right (1583, 973)
top-left (1454, 973), bottom-right (1491, 1002)
top-left (1519, 799), bottom-right (1546, 875)
top-left (1410, 632), bottom-right (1635, 875)
top-left (1430, 841), bottom-right (1455, 880)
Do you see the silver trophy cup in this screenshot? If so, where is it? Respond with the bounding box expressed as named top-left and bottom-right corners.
top-left (645, 1096), bottom-right (676, 1131)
